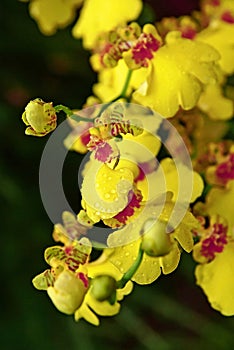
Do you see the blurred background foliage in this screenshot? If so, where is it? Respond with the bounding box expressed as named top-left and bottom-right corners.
top-left (1, 1), bottom-right (234, 349)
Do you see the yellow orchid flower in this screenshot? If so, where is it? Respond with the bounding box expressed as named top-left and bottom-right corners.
top-left (201, 0), bottom-right (234, 24)
top-left (75, 259), bottom-right (133, 325)
top-left (72, 0), bottom-right (142, 49)
top-left (105, 199), bottom-right (199, 285)
top-left (133, 31), bottom-right (220, 117)
top-left (203, 143), bottom-right (234, 186)
top-left (24, 0), bottom-right (83, 35)
top-left (33, 225), bottom-right (133, 325)
top-left (192, 201), bottom-right (233, 317)
top-left (196, 20), bottom-right (234, 74)
top-left (90, 23), bottom-right (162, 71)
top-left (157, 15), bottom-right (198, 40)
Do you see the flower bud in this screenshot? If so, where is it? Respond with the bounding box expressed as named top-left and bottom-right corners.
top-left (91, 275), bottom-right (117, 302)
top-left (141, 219), bottom-right (172, 257)
top-left (47, 270), bottom-right (88, 315)
top-left (22, 98), bottom-right (57, 136)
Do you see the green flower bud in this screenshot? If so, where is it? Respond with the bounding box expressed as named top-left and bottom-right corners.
top-left (141, 219), bottom-right (173, 257)
top-left (91, 275), bottom-right (117, 302)
top-left (22, 98), bottom-right (57, 136)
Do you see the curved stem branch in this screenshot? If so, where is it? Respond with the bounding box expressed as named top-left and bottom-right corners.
top-left (96, 69), bottom-right (133, 118)
top-left (117, 248), bottom-right (144, 289)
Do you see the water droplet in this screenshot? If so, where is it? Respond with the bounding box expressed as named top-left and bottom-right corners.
top-left (104, 193), bottom-right (110, 199)
top-left (94, 202), bottom-right (100, 208)
top-left (119, 188), bottom-right (128, 194)
top-left (125, 252), bottom-right (130, 257)
top-left (116, 260), bottom-right (122, 266)
top-left (108, 176), bottom-right (112, 180)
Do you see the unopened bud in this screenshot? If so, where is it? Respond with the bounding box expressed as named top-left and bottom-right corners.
top-left (141, 219), bottom-right (172, 257)
top-left (22, 98), bottom-right (57, 136)
top-left (91, 275), bottom-right (117, 302)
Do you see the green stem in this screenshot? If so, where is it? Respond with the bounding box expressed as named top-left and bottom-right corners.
top-left (55, 69), bottom-right (133, 123)
top-left (54, 104), bottom-right (73, 116)
top-left (120, 69), bottom-right (133, 97)
top-left (69, 114), bottom-right (94, 123)
top-left (96, 69), bottom-right (133, 118)
top-left (54, 104), bottom-right (95, 123)
top-left (117, 248), bottom-right (144, 289)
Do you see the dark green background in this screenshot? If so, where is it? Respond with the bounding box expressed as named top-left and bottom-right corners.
top-left (1, 1), bottom-right (234, 349)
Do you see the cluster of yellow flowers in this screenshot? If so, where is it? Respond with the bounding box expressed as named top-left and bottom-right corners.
top-left (21, 0), bottom-right (234, 324)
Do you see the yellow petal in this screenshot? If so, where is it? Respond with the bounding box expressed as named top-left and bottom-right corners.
top-left (196, 21), bottom-right (234, 74)
top-left (160, 158), bottom-right (204, 203)
top-left (87, 258), bottom-right (123, 280)
top-left (72, 0), bottom-right (142, 49)
top-left (173, 211), bottom-right (198, 252)
top-left (29, 0), bottom-right (83, 35)
top-left (205, 180), bottom-right (234, 236)
top-left (85, 291), bottom-right (120, 316)
top-left (159, 243), bottom-right (181, 274)
top-left (47, 270), bottom-right (87, 315)
top-left (195, 241), bottom-right (234, 316)
top-left (75, 303), bottom-right (100, 325)
top-left (81, 161), bottom-right (134, 221)
top-left (93, 59), bottom-right (147, 102)
top-left (198, 82), bottom-right (233, 120)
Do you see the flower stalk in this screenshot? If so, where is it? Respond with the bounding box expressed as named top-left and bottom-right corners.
top-left (117, 247), bottom-right (144, 289)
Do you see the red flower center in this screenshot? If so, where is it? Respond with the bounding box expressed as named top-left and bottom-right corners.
top-left (221, 11), bottom-right (234, 24)
top-left (216, 153), bottom-right (234, 184)
top-left (201, 223), bottom-right (228, 261)
top-left (132, 33), bottom-right (161, 67)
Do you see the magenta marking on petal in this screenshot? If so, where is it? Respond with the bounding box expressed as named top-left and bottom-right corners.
top-left (64, 246), bottom-right (73, 255)
top-left (201, 223), bottom-right (228, 261)
top-left (94, 142), bottom-right (114, 162)
top-left (132, 33), bottom-right (161, 67)
top-left (135, 167), bottom-right (145, 182)
top-left (216, 153), bottom-right (234, 184)
top-left (80, 132), bottom-right (91, 146)
top-left (77, 272), bottom-right (89, 288)
top-left (113, 190), bottom-right (142, 224)
top-left (135, 159), bottom-right (158, 182)
top-left (181, 27), bottom-right (197, 39)
top-left (221, 11), bottom-right (234, 23)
